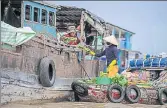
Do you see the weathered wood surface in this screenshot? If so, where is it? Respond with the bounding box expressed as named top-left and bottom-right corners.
top-left (1, 35), bottom-right (102, 103)
top-left (1, 35), bottom-right (101, 78)
top-left (1, 35), bottom-right (84, 78)
top-left (1, 70), bottom-right (79, 104)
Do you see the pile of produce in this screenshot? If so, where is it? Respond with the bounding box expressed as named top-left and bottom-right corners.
top-left (122, 70), bottom-right (152, 88)
top-left (77, 70), bottom-right (153, 88)
top-left (78, 45), bottom-right (91, 52)
top-left (78, 45), bottom-right (95, 55)
top-left (78, 72), bottom-right (128, 86)
top-left (100, 71), bottom-right (108, 77)
top-left (111, 73), bottom-right (128, 86)
top-left (62, 37), bottom-right (77, 44)
top-left (85, 78), bottom-right (96, 84)
top-left (136, 82), bottom-right (152, 88)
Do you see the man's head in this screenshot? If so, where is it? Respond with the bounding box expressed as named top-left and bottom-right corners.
top-left (69, 32), bottom-right (76, 37)
top-left (67, 26), bottom-right (76, 37)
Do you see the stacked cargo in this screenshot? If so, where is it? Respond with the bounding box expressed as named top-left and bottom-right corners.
top-left (129, 57), bottom-right (167, 68)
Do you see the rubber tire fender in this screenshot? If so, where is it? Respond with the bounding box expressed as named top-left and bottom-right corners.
top-left (71, 81), bottom-right (88, 97)
top-left (107, 84), bottom-right (125, 103)
top-left (125, 85), bottom-right (141, 103)
top-left (39, 57), bottom-right (56, 87)
top-left (158, 88), bottom-right (167, 105)
top-left (74, 92), bottom-right (80, 102)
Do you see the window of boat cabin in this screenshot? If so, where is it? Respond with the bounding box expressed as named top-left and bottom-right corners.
top-left (25, 5), bottom-right (32, 20)
top-left (41, 9), bottom-right (47, 24)
top-left (34, 7), bottom-right (40, 22)
top-left (49, 11), bottom-right (55, 26)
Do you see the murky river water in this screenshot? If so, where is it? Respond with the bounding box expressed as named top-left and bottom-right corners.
top-left (2, 102), bottom-right (166, 108)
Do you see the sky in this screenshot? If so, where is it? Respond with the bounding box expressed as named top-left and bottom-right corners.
top-left (49, 1), bottom-right (167, 55)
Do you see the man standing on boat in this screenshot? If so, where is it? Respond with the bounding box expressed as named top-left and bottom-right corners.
top-left (89, 35), bottom-right (119, 77)
top-left (60, 25), bottom-right (85, 45)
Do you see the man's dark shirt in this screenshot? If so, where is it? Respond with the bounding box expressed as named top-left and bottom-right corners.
top-left (95, 45), bottom-right (118, 66)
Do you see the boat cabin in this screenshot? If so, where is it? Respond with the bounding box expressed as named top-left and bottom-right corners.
top-left (1, 0), bottom-right (57, 37)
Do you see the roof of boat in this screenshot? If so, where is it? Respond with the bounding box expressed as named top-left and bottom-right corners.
top-left (34, 1), bottom-right (135, 35)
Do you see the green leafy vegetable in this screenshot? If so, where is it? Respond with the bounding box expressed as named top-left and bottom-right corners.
top-left (111, 73), bottom-right (128, 86)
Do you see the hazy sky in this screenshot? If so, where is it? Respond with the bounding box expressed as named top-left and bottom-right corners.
top-left (49, 1), bottom-right (167, 55)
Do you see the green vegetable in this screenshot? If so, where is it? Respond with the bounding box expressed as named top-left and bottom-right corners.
top-left (100, 71), bottom-right (108, 77)
top-left (111, 73), bottom-right (128, 86)
top-left (78, 45), bottom-right (91, 52)
top-left (84, 78), bottom-right (96, 84)
top-left (63, 37), bottom-right (77, 44)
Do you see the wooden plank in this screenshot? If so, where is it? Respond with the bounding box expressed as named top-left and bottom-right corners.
top-left (146, 68), bottom-right (165, 71)
top-left (1, 49), bottom-right (21, 56)
top-left (80, 11), bottom-right (85, 44)
top-left (32, 36), bottom-right (81, 52)
top-left (128, 67), bottom-right (167, 71)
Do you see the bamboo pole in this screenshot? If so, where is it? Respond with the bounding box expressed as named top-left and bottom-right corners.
top-left (80, 11), bottom-right (85, 78)
top-left (80, 11), bottom-right (85, 45)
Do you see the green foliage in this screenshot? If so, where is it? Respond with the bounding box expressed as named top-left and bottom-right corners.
top-left (83, 78), bottom-right (97, 84)
top-left (112, 73), bottom-right (128, 86)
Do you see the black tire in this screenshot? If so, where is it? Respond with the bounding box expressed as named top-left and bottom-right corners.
top-left (125, 85), bottom-right (141, 103)
top-left (39, 57), bottom-right (56, 87)
top-left (74, 92), bottom-right (80, 102)
top-left (158, 88), bottom-right (167, 105)
top-left (107, 84), bottom-right (125, 103)
top-left (71, 81), bottom-right (88, 97)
